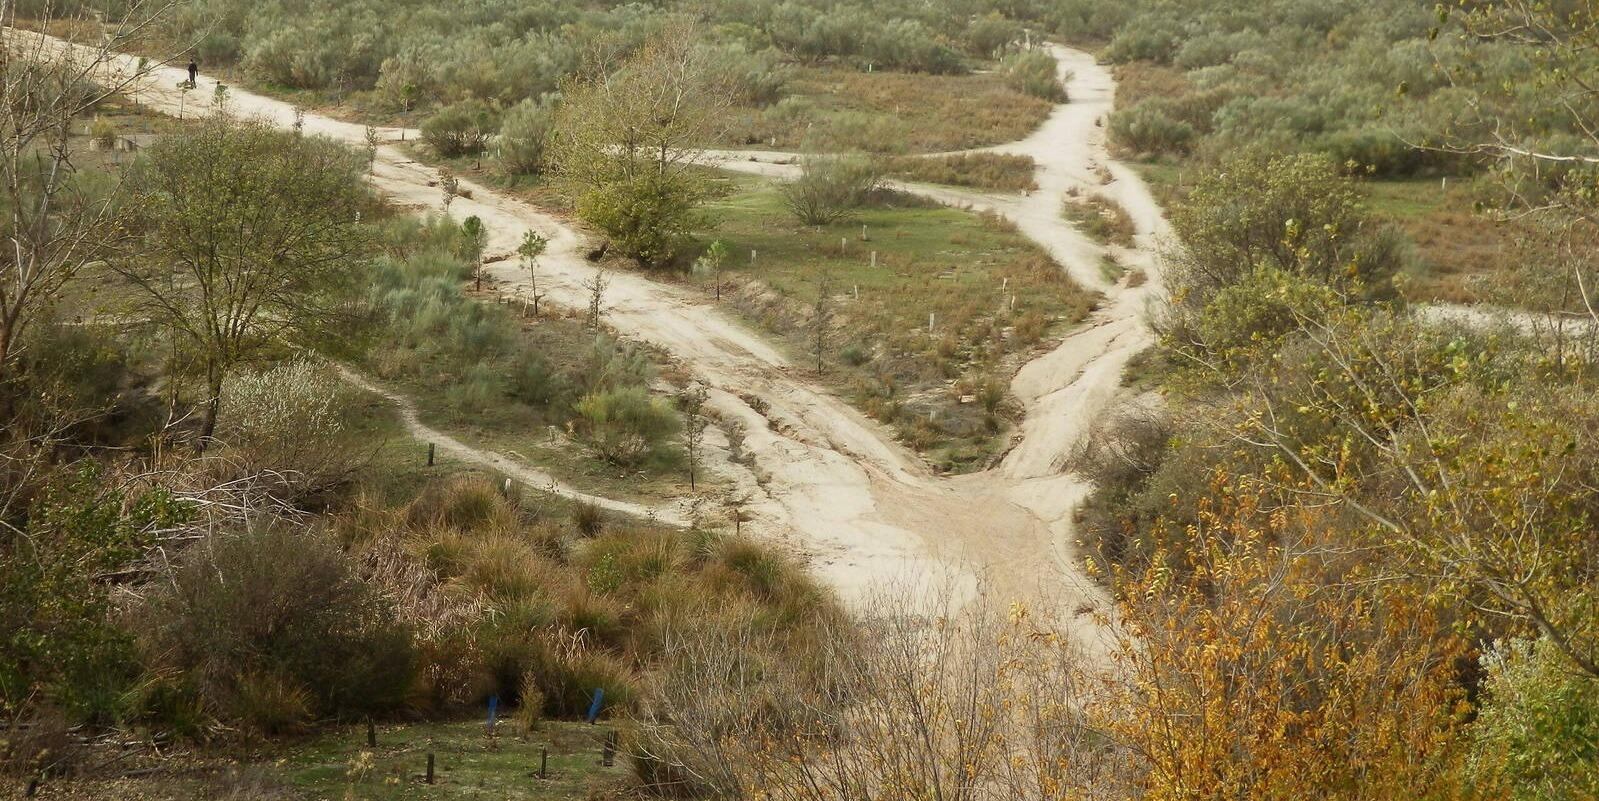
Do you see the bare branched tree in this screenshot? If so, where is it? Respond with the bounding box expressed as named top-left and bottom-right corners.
top-left (0, 0), bottom-right (176, 383)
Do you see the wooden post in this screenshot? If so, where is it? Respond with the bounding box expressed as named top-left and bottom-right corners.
top-left (928, 312), bottom-right (935, 333)
top-left (427, 442), bottom-right (436, 466)
top-left (367, 719), bottom-right (377, 748)
top-left (426, 752), bottom-right (435, 784)
top-left (602, 731), bottom-right (617, 767)
top-left (750, 249), bottom-right (757, 266)
top-left (539, 747), bottom-right (549, 778)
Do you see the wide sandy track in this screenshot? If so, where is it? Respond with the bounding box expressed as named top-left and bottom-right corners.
top-left (19, 32), bottom-right (1168, 654)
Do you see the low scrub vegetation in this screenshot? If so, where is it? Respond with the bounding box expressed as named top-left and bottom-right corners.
top-left (364, 215), bottom-right (691, 490)
top-left (718, 66), bottom-right (1054, 154)
top-left (883, 153), bottom-right (1037, 192)
top-left (1061, 190), bottom-right (1137, 248)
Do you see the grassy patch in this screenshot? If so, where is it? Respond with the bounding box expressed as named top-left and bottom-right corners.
top-left (276, 719), bottom-right (627, 800)
top-left (359, 217), bottom-right (702, 505)
top-left (696, 173), bottom-right (1097, 472)
top-left (375, 314), bottom-right (707, 505)
top-left (1365, 176), bottom-right (1515, 304)
top-left (718, 65), bottom-right (1054, 154)
top-left (27, 720), bottom-right (628, 801)
top-left (883, 153), bottom-right (1038, 192)
top-left (1062, 190), bottom-right (1137, 248)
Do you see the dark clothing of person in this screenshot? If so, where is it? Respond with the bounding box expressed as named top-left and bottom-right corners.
top-left (187, 61), bottom-right (198, 85)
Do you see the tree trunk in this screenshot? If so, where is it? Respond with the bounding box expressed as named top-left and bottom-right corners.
top-left (0, 317), bottom-right (12, 387)
top-left (197, 362), bottom-right (223, 453)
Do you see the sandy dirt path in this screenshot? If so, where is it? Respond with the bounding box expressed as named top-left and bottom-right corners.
top-left (21, 32), bottom-right (1163, 650)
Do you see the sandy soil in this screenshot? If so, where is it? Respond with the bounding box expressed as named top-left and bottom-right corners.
top-left (19, 32), bottom-right (1170, 656)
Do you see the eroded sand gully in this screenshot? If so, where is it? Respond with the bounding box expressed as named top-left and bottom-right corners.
top-left (23, 32), bottom-right (1170, 656)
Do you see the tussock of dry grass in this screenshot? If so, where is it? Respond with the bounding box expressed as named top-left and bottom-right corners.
top-left (341, 475), bottom-right (845, 724)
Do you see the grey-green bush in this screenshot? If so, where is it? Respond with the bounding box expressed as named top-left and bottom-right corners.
top-left (1000, 49), bottom-right (1065, 102)
top-left (782, 155), bottom-right (883, 225)
top-left (498, 95), bottom-right (557, 176)
top-left (1108, 99), bottom-right (1197, 155)
top-left (574, 387), bottom-right (681, 467)
top-left (422, 98), bottom-right (500, 157)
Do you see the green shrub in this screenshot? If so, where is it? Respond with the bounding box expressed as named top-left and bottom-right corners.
top-left (139, 526), bottom-right (415, 726)
top-left (1318, 127), bottom-right (1432, 177)
top-left (573, 387), bottom-right (681, 467)
top-left (574, 335), bottom-right (655, 397)
top-left (1103, 20), bottom-right (1181, 64)
top-left (498, 95), bottom-right (557, 176)
top-left (422, 98), bottom-right (500, 157)
top-left (1167, 151), bottom-right (1403, 303)
top-left (575, 173), bottom-right (704, 269)
top-left (861, 19), bottom-right (964, 74)
top-left (703, 43), bottom-right (790, 106)
top-left (1047, 0), bottom-right (1133, 42)
top-left (443, 362), bottom-right (502, 416)
top-left (965, 13), bottom-right (1022, 57)
top-left (509, 351), bottom-right (571, 408)
top-left (999, 49), bottom-right (1065, 102)
top-left (1108, 99), bottom-right (1197, 155)
top-left (782, 155), bottom-right (882, 225)
top-left (1467, 638), bottom-right (1599, 799)
top-left (1, 464), bottom-right (178, 733)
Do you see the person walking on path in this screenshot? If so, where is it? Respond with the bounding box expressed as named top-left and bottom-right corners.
top-left (186, 58), bottom-right (198, 87)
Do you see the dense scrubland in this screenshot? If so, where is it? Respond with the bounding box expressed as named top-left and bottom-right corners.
top-left (3, 0), bottom-right (1599, 799)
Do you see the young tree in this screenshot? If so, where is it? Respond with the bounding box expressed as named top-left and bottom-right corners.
top-left (118, 117), bottom-right (370, 450)
top-left (679, 381), bottom-right (709, 490)
top-left (461, 215), bottom-right (487, 291)
top-left (552, 26), bottom-right (732, 268)
top-left (693, 239), bottom-right (727, 300)
top-left (583, 269), bottom-right (608, 329)
top-left (518, 230), bottom-right (549, 315)
top-left (439, 171), bottom-right (460, 211)
top-left (811, 270), bottom-right (833, 372)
